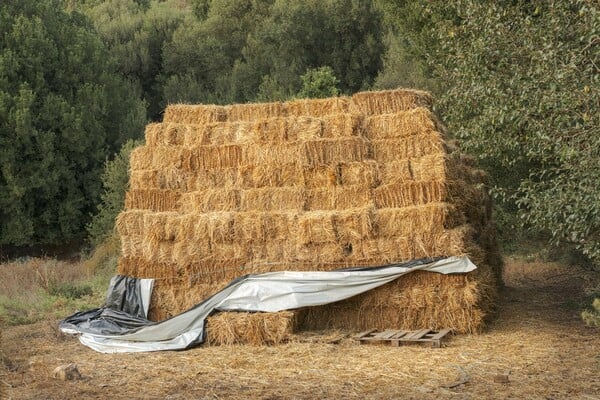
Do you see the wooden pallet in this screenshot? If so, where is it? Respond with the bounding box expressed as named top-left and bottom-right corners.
top-left (355, 329), bottom-right (452, 348)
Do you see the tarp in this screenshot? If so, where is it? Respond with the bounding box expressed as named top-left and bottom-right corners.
top-left (60, 256), bottom-right (476, 353)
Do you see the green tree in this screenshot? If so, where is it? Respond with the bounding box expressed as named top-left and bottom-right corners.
top-left (381, 0), bottom-right (599, 264)
top-left (0, 0), bottom-right (146, 246)
top-left (297, 66), bottom-right (340, 99)
top-left (87, 140), bottom-right (141, 246)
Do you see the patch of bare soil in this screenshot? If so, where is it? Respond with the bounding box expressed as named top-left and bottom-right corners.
top-left (1, 259), bottom-right (599, 399)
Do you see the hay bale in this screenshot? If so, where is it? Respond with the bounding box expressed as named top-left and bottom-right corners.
top-left (227, 102), bottom-right (286, 121)
top-left (118, 88), bottom-right (501, 339)
top-left (163, 104), bottom-right (227, 124)
top-left (124, 189), bottom-right (181, 212)
top-left (206, 311), bottom-right (295, 346)
top-left (285, 97), bottom-right (350, 117)
top-left (364, 108), bottom-right (438, 139)
top-left (350, 89), bottom-right (433, 115)
top-left (302, 137), bottom-right (369, 167)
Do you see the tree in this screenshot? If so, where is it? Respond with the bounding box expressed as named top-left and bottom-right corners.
top-left (0, 0), bottom-right (146, 246)
top-left (297, 66), bottom-right (340, 99)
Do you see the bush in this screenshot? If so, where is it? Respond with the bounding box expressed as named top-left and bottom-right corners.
top-left (581, 298), bottom-right (600, 328)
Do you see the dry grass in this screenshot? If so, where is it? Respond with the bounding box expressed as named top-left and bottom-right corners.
top-left (2, 259), bottom-right (598, 399)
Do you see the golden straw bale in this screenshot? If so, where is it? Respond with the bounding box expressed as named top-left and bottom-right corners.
top-left (302, 165), bottom-right (339, 188)
top-left (373, 181), bottom-right (447, 208)
top-left (302, 137), bottom-right (369, 167)
top-left (375, 203), bottom-right (465, 238)
top-left (350, 89), bottom-right (433, 115)
top-left (115, 210), bottom-right (146, 237)
top-left (206, 311), bottom-right (295, 346)
top-left (191, 167), bottom-right (239, 190)
top-left (297, 211), bottom-right (337, 245)
top-left (155, 167), bottom-right (195, 191)
top-left (370, 132), bottom-right (445, 163)
top-left (338, 161), bottom-right (379, 187)
top-left (182, 124), bottom-right (211, 147)
top-left (286, 116), bottom-right (323, 141)
top-left (129, 145), bottom-right (153, 170)
top-left (129, 170), bottom-right (159, 190)
top-left (285, 96), bottom-right (350, 117)
top-left (240, 187), bottom-right (305, 211)
top-left (227, 101), bottom-right (286, 121)
top-left (306, 185), bottom-right (373, 210)
top-left (295, 243), bottom-right (345, 263)
top-left (410, 154), bottom-right (449, 181)
top-left (125, 189), bottom-right (181, 212)
top-left (182, 145), bottom-right (242, 171)
top-left (378, 160), bottom-right (413, 185)
top-left (364, 108), bottom-right (437, 139)
top-left (238, 164), bottom-right (303, 188)
top-left (242, 143), bottom-right (300, 166)
top-left (145, 123), bottom-right (188, 146)
top-left (163, 104), bottom-right (227, 124)
top-left (333, 208), bottom-right (374, 243)
top-left (320, 114), bottom-right (364, 138)
top-left (250, 117), bottom-right (289, 143)
top-left (179, 189), bottom-right (241, 213)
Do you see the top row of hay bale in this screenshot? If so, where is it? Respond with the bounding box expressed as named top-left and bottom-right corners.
top-left (162, 90), bottom-right (433, 124)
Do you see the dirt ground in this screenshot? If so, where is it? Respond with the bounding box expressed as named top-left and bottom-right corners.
top-left (1, 258), bottom-right (599, 400)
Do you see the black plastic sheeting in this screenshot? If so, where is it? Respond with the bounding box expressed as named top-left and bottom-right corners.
top-left (61, 275), bottom-right (151, 335)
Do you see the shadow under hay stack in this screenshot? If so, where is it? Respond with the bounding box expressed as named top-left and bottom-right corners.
top-left (116, 89), bottom-right (502, 345)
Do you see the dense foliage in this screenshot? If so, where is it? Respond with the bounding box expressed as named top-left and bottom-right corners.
top-left (0, 0), bottom-right (145, 246)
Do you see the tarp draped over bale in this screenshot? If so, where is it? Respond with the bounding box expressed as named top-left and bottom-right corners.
top-left (60, 256), bottom-right (476, 353)
top-left (114, 88), bottom-right (501, 344)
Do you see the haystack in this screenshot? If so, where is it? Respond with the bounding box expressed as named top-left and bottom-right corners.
top-left (117, 88), bottom-right (501, 345)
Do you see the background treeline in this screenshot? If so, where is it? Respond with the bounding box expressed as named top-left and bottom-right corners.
top-left (0, 0), bottom-right (598, 268)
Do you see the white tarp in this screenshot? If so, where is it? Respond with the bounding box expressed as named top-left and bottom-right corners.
top-left (61, 256), bottom-right (476, 353)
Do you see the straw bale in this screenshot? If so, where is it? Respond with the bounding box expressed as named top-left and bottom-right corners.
top-left (333, 208), bottom-right (374, 243)
top-left (129, 170), bottom-right (159, 190)
top-left (179, 189), bottom-right (241, 213)
top-left (338, 161), bottom-right (379, 187)
top-left (227, 101), bottom-right (286, 121)
top-left (206, 311), bottom-right (295, 346)
top-left (240, 187), bottom-right (305, 211)
top-left (302, 165), bottom-right (339, 188)
top-left (145, 123), bottom-right (188, 146)
top-left (233, 212), bottom-right (292, 243)
top-left (250, 118), bottom-right (289, 143)
top-left (350, 89), bottom-right (433, 115)
top-left (182, 124), bottom-right (211, 147)
top-left (370, 133), bottom-right (445, 163)
top-left (375, 203), bottom-right (465, 238)
top-left (183, 145), bottom-right (242, 171)
top-left (295, 263), bottom-right (496, 333)
top-left (295, 242), bottom-right (345, 263)
top-left (129, 146), bottom-right (153, 170)
top-left (410, 154), bottom-right (448, 181)
top-left (242, 143), bottom-right (300, 167)
top-left (285, 117), bottom-right (323, 141)
top-left (285, 96), bottom-right (350, 117)
top-left (191, 167), bottom-right (239, 190)
top-left (320, 114), bottom-right (364, 138)
top-left (364, 108), bottom-right (437, 139)
top-left (306, 185), bottom-right (373, 210)
top-left (163, 104), bottom-right (227, 124)
top-left (125, 189), bottom-right (181, 212)
top-left (297, 211), bottom-right (337, 245)
top-left (373, 181), bottom-right (447, 208)
top-left (115, 210), bottom-right (146, 237)
top-left (237, 164), bottom-right (303, 188)
top-left (302, 137), bottom-right (369, 167)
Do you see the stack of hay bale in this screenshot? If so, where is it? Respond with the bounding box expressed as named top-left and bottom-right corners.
top-left (116, 89), bottom-right (501, 345)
